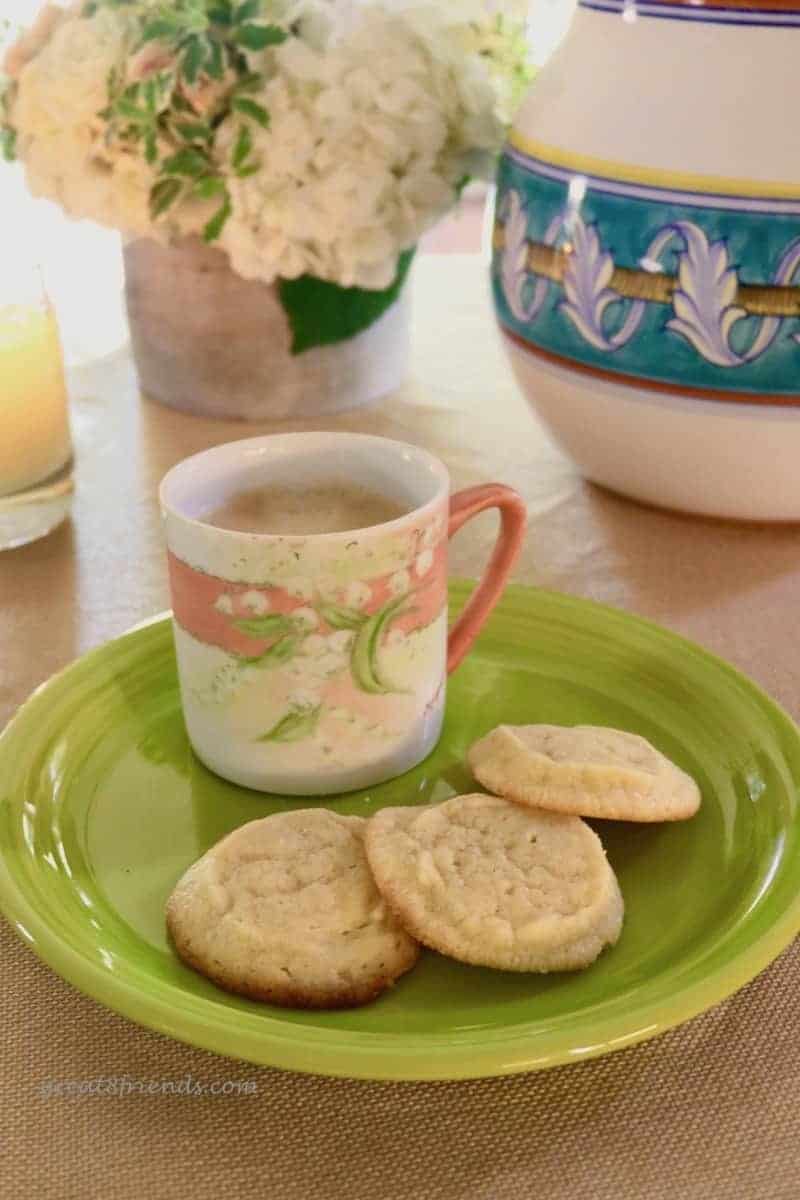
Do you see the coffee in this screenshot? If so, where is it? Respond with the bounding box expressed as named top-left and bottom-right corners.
top-left (203, 482), bottom-right (409, 536)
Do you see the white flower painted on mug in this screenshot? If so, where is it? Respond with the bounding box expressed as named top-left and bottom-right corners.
top-left (414, 549), bottom-right (434, 579)
top-left (286, 578), bottom-right (313, 602)
top-left (328, 629), bottom-right (354, 654)
top-left (388, 569), bottom-right (410, 596)
top-left (317, 652), bottom-right (345, 678)
top-left (315, 575), bottom-right (340, 603)
top-left (213, 594), bottom-right (234, 615)
top-left (420, 523), bottom-right (438, 549)
top-left (301, 634), bottom-right (327, 657)
top-left (241, 589), bottom-right (269, 614)
top-left (345, 580), bottom-right (372, 609)
top-left (292, 606), bottom-right (319, 630)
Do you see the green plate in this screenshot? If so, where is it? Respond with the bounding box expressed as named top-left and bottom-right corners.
top-left (2, 582), bottom-right (800, 1081)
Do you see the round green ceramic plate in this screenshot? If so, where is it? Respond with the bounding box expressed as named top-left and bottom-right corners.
top-left (2, 582), bottom-right (799, 1080)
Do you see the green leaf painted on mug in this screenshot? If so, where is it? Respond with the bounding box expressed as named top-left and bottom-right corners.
top-left (245, 635), bottom-right (300, 668)
top-left (319, 604), bottom-right (368, 632)
top-left (351, 594), bottom-right (407, 695)
top-left (234, 613), bottom-right (295, 640)
top-left (258, 705), bottom-right (321, 743)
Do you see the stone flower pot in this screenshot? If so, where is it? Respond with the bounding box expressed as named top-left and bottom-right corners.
top-left (124, 237), bottom-right (411, 421)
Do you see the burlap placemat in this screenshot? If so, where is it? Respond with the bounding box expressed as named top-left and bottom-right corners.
top-left (4, 912), bottom-right (797, 1200)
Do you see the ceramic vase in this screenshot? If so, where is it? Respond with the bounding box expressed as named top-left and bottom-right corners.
top-left (492, 0), bottom-right (800, 520)
top-left (124, 238), bottom-right (411, 422)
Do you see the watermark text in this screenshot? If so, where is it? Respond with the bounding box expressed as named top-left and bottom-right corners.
top-left (38, 1074), bottom-right (258, 1099)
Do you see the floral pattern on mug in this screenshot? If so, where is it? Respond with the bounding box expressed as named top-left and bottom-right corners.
top-left (168, 537), bottom-right (447, 745)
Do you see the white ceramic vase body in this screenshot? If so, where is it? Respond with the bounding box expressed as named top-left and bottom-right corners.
top-left (493, 0), bottom-right (800, 520)
top-left (124, 238), bottom-right (411, 421)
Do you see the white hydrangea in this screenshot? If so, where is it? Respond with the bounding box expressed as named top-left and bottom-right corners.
top-left (10, 10), bottom-right (160, 234)
top-left (217, 6), bottom-right (506, 287)
top-left (4, 0), bottom-right (531, 289)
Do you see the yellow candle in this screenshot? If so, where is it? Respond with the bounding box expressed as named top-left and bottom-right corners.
top-left (0, 301), bottom-right (72, 498)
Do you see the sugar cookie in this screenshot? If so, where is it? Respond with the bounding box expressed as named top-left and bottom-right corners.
top-left (365, 794), bottom-right (623, 972)
top-left (469, 724), bottom-right (700, 822)
top-left (167, 809), bottom-right (420, 1008)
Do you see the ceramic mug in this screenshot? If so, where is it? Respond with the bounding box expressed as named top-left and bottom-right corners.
top-left (160, 433), bottom-right (526, 795)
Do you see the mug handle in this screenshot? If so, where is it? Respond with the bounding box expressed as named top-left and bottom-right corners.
top-left (447, 484), bottom-right (528, 674)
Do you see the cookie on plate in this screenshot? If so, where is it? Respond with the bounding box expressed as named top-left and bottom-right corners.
top-left (468, 724), bottom-right (700, 822)
top-left (166, 809), bottom-right (420, 1009)
top-left (364, 794), bottom-right (623, 973)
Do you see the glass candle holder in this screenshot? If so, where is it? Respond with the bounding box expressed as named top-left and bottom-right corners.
top-left (0, 242), bottom-right (73, 551)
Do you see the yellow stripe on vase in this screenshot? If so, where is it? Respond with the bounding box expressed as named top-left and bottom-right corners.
top-left (507, 131), bottom-right (800, 201)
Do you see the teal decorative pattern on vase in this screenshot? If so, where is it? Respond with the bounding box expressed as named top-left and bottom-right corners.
top-left (488, 0), bottom-right (800, 518)
top-left (492, 149), bottom-right (800, 402)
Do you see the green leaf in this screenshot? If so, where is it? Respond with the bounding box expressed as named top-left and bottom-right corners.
top-left (0, 129), bottom-right (17, 163)
top-left (155, 69), bottom-right (176, 104)
top-left (233, 71), bottom-right (264, 93)
top-left (149, 177), bottom-right (182, 219)
top-left (234, 0), bottom-right (261, 22)
top-left (231, 122), bottom-right (252, 169)
top-left (203, 194), bottom-right (232, 242)
top-left (245, 634), bottom-right (300, 669)
top-left (278, 248), bottom-right (415, 355)
top-left (161, 147), bottom-right (209, 177)
top-left (350, 595), bottom-right (407, 695)
top-left (231, 96), bottom-right (269, 127)
top-left (143, 78), bottom-right (158, 112)
top-left (144, 129), bottom-right (158, 165)
top-left (191, 174), bottom-right (227, 199)
top-left (171, 92), bottom-right (195, 114)
top-left (175, 120), bottom-right (212, 143)
top-left (258, 705), bottom-right (321, 744)
top-left (234, 614), bottom-right (294, 639)
top-left (114, 98), bottom-right (151, 124)
top-left (205, 37), bottom-right (225, 80)
top-left (234, 162), bottom-right (260, 178)
top-left (233, 23), bottom-right (288, 50)
top-left (181, 35), bottom-right (205, 85)
top-left (319, 604), bottom-right (367, 632)
top-left (140, 18), bottom-right (179, 43)
top-left (181, 1), bottom-right (211, 34)
top-left (207, 1), bottom-right (233, 25)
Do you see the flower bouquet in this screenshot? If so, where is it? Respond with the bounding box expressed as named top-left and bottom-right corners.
top-left (2, 0), bottom-right (532, 418)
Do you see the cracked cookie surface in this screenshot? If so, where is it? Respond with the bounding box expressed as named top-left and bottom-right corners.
top-left (364, 795), bottom-right (623, 972)
top-left (166, 809), bottom-right (420, 1008)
